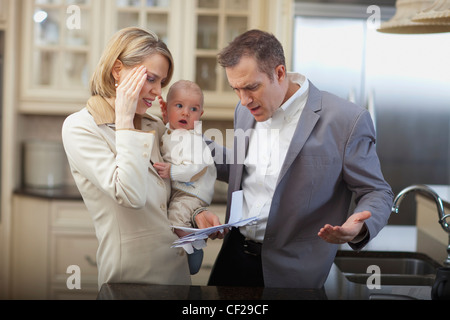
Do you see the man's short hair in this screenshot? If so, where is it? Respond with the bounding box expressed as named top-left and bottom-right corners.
top-left (218, 29), bottom-right (286, 82)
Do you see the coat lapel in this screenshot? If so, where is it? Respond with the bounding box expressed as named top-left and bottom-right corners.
top-left (276, 81), bottom-right (322, 185)
top-left (232, 106), bottom-right (255, 191)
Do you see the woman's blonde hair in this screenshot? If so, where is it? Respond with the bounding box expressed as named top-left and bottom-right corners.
top-left (90, 27), bottom-right (174, 98)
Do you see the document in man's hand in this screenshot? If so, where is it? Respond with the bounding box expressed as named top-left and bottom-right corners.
top-left (171, 191), bottom-right (258, 254)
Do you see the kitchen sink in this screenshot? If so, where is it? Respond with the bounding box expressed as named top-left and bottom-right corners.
top-left (344, 273), bottom-right (434, 286)
top-left (324, 251), bottom-right (442, 299)
top-left (333, 251), bottom-right (441, 286)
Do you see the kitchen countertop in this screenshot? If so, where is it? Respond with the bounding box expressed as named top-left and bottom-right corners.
top-left (14, 185), bottom-right (82, 200)
top-left (17, 183), bottom-right (450, 301)
top-left (97, 284), bottom-right (327, 300)
top-left (14, 183), bottom-right (450, 205)
top-left (96, 226), bottom-right (444, 301)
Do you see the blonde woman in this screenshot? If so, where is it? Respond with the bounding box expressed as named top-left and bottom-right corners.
top-left (62, 27), bottom-right (192, 289)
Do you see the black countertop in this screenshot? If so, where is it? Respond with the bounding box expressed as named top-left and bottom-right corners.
top-left (97, 283), bottom-right (327, 300)
top-left (96, 249), bottom-right (442, 301)
top-left (14, 184), bottom-right (450, 205)
top-left (14, 184), bottom-right (449, 301)
top-left (14, 185), bottom-right (82, 201)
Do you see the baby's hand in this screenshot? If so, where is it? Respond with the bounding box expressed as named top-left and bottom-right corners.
top-left (153, 162), bottom-right (171, 179)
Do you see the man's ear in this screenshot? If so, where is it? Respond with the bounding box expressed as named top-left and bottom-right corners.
top-left (275, 65), bottom-right (286, 83)
top-left (112, 59), bottom-right (123, 82)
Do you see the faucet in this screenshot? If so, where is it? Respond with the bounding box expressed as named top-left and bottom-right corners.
top-left (392, 184), bottom-right (450, 266)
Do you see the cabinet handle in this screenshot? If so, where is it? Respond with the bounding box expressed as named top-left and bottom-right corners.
top-left (85, 255), bottom-right (97, 267)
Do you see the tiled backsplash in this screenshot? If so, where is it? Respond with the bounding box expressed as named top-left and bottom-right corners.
top-left (21, 115), bottom-right (71, 185)
top-left (22, 115), bottom-right (66, 142)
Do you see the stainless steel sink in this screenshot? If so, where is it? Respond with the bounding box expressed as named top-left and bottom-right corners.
top-left (344, 274), bottom-right (435, 286)
top-left (335, 251), bottom-right (439, 275)
top-left (333, 251), bottom-right (441, 286)
top-left (324, 251), bottom-right (441, 300)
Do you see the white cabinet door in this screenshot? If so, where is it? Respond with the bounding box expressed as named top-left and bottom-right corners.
top-left (0, 0), bottom-right (8, 23)
top-left (20, 0), bottom-right (103, 114)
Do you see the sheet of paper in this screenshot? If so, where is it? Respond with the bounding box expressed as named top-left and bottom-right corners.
top-left (171, 191), bottom-right (258, 252)
top-left (228, 190), bottom-right (243, 224)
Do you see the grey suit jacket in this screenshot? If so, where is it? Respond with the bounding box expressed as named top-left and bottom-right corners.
top-left (213, 81), bottom-right (394, 288)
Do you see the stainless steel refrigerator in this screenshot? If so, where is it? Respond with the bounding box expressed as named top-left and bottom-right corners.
top-left (293, 1), bottom-right (450, 225)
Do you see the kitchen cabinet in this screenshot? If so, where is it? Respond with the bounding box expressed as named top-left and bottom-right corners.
top-left (415, 186), bottom-right (450, 265)
top-left (19, 0), bottom-right (185, 115)
top-left (107, 0), bottom-right (172, 41)
top-left (20, 0), bottom-right (102, 114)
top-left (103, 0), bottom-right (184, 85)
top-left (0, 0), bottom-right (8, 24)
top-left (185, 0), bottom-right (263, 119)
top-left (416, 193), bottom-right (449, 248)
top-left (18, 0), bottom-right (289, 118)
top-left (10, 195), bottom-right (98, 300)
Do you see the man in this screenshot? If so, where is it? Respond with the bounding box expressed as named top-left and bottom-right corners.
top-left (195, 30), bottom-right (393, 289)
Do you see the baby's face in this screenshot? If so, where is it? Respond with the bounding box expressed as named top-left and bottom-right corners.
top-left (166, 88), bottom-right (204, 130)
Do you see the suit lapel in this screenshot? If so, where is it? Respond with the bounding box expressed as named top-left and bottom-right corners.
top-left (276, 81), bottom-right (322, 185)
top-left (232, 106), bottom-right (255, 191)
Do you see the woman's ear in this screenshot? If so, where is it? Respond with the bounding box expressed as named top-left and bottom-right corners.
top-left (158, 96), bottom-right (169, 124)
top-left (112, 59), bottom-right (123, 82)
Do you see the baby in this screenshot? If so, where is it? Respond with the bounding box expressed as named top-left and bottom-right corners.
top-left (154, 80), bottom-right (217, 275)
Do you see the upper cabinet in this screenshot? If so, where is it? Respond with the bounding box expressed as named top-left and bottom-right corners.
top-left (20, 0), bottom-right (102, 114)
top-left (18, 0), bottom-right (293, 118)
top-left (107, 0), bottom-right (172, 41)
top-left (103, 0), bottom-right (186, 89)
top-left (187, 0), bottom-right (263, 119)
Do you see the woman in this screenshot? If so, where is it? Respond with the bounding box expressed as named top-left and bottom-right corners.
top-left (62, 27), bottom-right (191, 289)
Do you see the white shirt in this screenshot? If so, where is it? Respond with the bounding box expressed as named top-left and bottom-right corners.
top-left (240, 73), bottom-right (309, 242)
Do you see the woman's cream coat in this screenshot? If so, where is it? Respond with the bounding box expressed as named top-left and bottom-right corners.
top-left (62, 97), bottom-right (191, 289)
